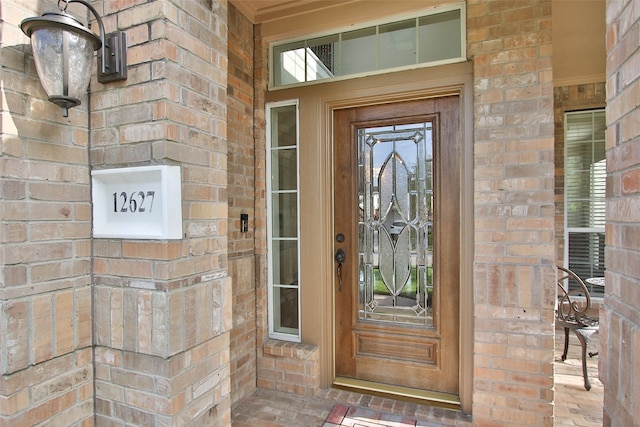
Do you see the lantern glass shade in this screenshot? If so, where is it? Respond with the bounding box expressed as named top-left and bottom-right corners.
top-left (22, 2), bottom-right (126, 117)
top-left (30, 27), bottom-right (95, 108)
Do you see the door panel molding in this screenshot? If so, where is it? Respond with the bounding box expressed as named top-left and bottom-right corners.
top-left (355, 332), bottom-right (438, 364)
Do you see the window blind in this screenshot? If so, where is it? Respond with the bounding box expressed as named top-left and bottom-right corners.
top-left (564, 110), bottom-right (606, 295)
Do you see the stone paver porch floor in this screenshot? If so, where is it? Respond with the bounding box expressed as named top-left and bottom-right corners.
top-left (231, 327), bottom-right (603, 426)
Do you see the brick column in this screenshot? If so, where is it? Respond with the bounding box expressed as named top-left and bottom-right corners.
top-left (90, 1), bottom-right (231, 425)
top-left (227, 3), bottom-right (258, 407)
top-left (468, 1), bottom-right (556, 425)
top-left (252, 22), bottom-right (272, 393)
top-left (602, 0), bottom-right (640, 424)
top-left (1, 1), bottom-right (94, 425)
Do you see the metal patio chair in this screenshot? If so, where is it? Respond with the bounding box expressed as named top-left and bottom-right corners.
top-left (556, 266), bottom-right (599, 391)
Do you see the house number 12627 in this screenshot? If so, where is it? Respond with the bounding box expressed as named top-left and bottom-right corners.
top-left (112, 191), bottom-right (155, 213)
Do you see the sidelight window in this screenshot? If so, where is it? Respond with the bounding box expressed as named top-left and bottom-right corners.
top-left (267, 100), bottom-right (301, 341)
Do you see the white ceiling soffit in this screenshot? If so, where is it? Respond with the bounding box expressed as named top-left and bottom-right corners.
top-left (230, 0), bottom-right (360, 24)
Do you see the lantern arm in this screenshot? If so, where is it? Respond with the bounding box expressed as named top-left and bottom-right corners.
top-left (65, 0), bottom-right (107, 76)
top-left (64, 0), bottom-right (127, 83)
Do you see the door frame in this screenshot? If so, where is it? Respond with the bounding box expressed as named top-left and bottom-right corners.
top-left (328, 86), bottom-right (472, 413)
top-left (264, 61), bottom-right (474, 413)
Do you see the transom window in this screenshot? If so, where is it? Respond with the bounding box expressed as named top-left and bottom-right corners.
top-left (270, 5), bottom-right (465, 88)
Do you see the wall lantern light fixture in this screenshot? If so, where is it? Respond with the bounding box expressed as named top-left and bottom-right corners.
top-left (21, 0), bottom-right (127, 117)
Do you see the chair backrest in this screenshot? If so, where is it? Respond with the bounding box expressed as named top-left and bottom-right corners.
top-left (556, 266), bottom-right (597, 327)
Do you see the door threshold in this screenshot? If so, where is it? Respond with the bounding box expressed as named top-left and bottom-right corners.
top-left (332, 377), bottom-right (461, 411)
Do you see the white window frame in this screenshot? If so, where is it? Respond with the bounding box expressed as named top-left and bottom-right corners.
top-left (563, 109), bottom-right (606, 294)
top-left (266, 100), bottom-right (301, 342)
top-left (269, 3), bottom-right (467, 90)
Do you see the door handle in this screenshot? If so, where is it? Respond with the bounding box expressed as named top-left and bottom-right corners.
top-left (335, 249), bottom-right (345, 292)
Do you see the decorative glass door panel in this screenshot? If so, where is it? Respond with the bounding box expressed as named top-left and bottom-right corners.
top-left (358, 124), bottom-right (434, 326)
top-left (334, 96), bottom-right (460, 396)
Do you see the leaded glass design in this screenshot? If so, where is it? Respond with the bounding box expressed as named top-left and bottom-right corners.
top-left (358, 123), bottom-right (434, 326)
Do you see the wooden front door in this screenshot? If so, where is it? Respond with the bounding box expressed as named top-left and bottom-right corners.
top-left (333, 96), bottom-right (460, 397)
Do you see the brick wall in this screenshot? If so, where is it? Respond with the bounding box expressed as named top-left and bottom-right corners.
top-left (258, 340), bottom-right (320, 396)
top-left (1, 1), bottom-right (94, 425)
top-left (602, 0), bottom-right (640, 424)
top-left (227, 4), bottom-right (258, 407)
top-left (89, 0), bottom-right (232, 425)
top-left (252, 21), bottom-right (272, 394)
top-left (553, 82), bottom-right (606, 267)
top-left (468, 0), bottom-right (556, 425)
top-left (3, 0), bottom-right (234, 423)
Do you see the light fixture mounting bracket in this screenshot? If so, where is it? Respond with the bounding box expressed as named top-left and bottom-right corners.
top-left (98, 31), bottom-right (127, 83)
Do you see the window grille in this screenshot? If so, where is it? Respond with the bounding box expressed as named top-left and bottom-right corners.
top-left (266, 100), bottom-right (301, 341)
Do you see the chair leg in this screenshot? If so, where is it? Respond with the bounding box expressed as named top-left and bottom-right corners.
top-left (575, 329), bottom-right (592, 391)
top-left (561, 327), bottom-right (570, 361)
